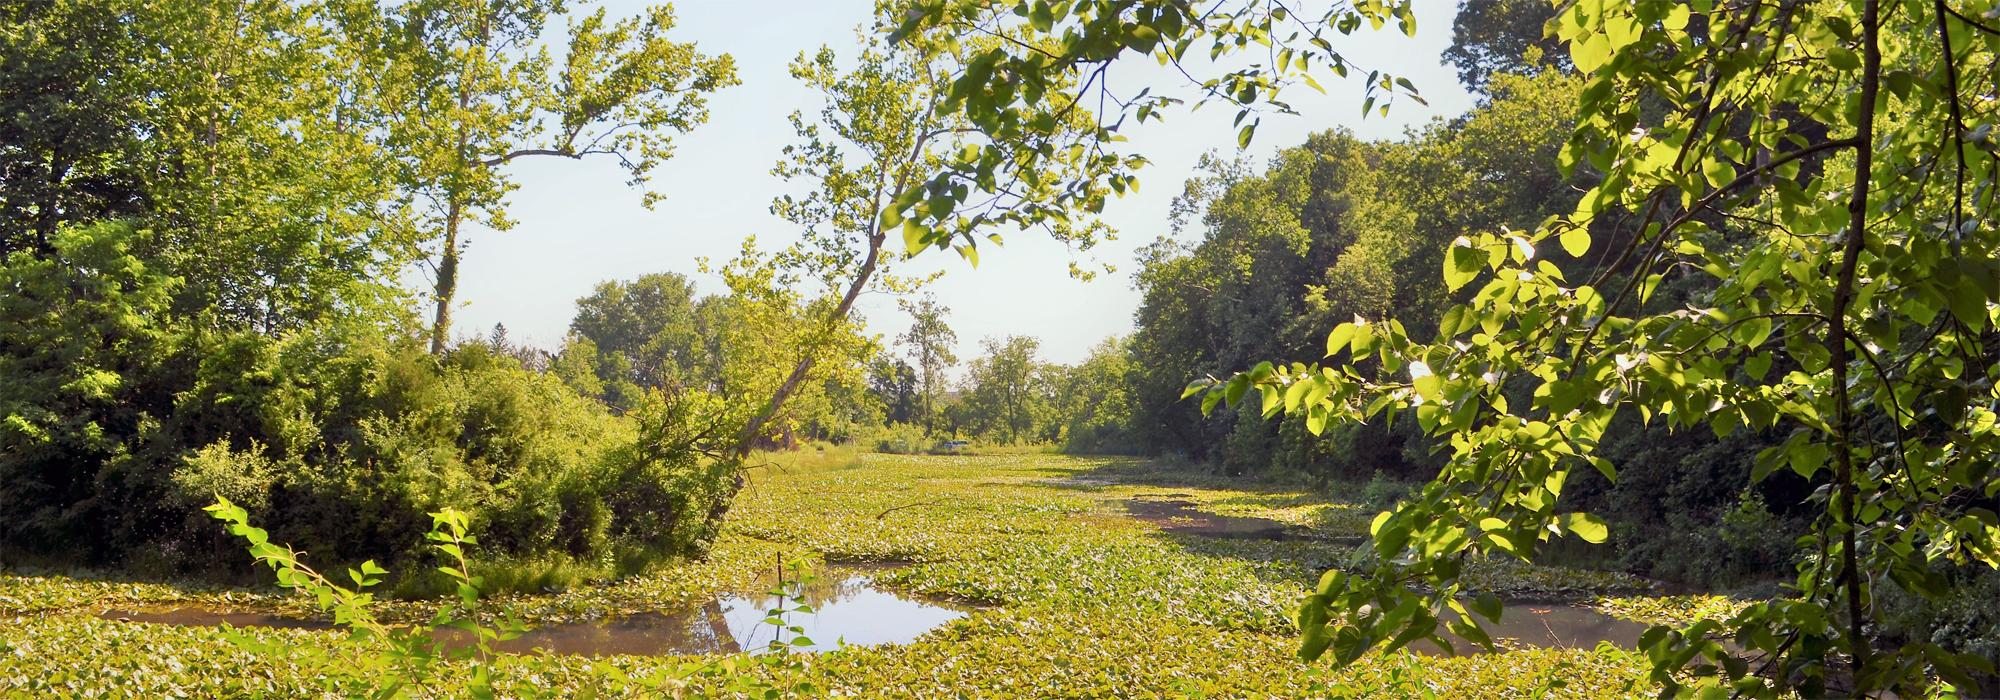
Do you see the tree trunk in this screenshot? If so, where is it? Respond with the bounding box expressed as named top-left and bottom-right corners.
top-left (928, 364), bottom-right (944, 434)
top-left (430, 200), bottom-right (462, 355)
top-left (1828, 0), bottom-right (1880, 682)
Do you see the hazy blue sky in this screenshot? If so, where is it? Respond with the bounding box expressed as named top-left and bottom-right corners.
top-left (450, 0), bottom-right (1475, 367)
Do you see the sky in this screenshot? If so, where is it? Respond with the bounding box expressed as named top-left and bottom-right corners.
top-left (450, 0), bottom-right (1477, 368)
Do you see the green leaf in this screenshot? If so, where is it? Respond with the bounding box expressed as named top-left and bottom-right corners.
top-left (1444, 239), bottom-right (1483, 291)
top-left (1471, 592), bottom-right (1503, 622)
top-left (1949, 281), bottom-right (1990, 332)
top-left (1180, 379), bottom-right (1212, 400)
top-left (1223, 374), bottom-right (1249, 406)
top-left (1571, 33), bottom-right (1612, 73)
top-left (1744, 353), bottom-right (1773, 381)
top-left (1325, 323), bottom-right (1356, 357)
top-left (1559, 228), bottom-right (1591, 258)
top-left (901, 219), bottom-right (931, 255)
top-left (1562, 513), bottom-right (1609, 543)
top-left (1733, 316), bottom-right (1773, 347)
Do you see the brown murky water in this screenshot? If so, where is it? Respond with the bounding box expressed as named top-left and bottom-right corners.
top-left (99, 569), bottom-right (968, 657)
top-left (1124, 496), bottom-right (1297, 540)
top-left (1412, 603), bottom-right (1654, 655)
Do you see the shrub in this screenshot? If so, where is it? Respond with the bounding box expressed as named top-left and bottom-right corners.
top-left (1358, 471), bottom-right (1414, 510)
top-left (1877, 567), bottom-right (2000, 693)
top-left (863, 422), bottom-right (935, 454)
top-left (0, 223), bottom-right (735, 587)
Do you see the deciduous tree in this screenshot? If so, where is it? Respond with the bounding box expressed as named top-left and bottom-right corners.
top-left (350, 0), bottom-right (737, 352)
top-left (898, 293), bottom-right (959, 432)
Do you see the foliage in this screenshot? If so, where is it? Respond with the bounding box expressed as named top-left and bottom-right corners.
top-left (1180, 0), bottom-right (2000, 695)
top-left (0, 222), bottom-right (179, 560)
top-left (0, 0), bottom-right (418, 329)
top-left (347, 0), bottom-right (738, 351)
top-left (866, 353), bottom-right (921, 426)
top-left (1112, 66), bottom-right (1586, 471)
top-left (0, 0), bottom-right (151, 255)
top-left (1358, 471), bottom-right (1414, 511)
top-left (885, 0), bottom-right (1426, 260)
top-left (569, 272), bottom-right (704, 398)
top-left (202, 496), bottom-right (818, 699)
top-left (1442, 0), bottom-right (1571, 91)
top-left (897, 293), bottom-right (957, 433)
top-left (1052, 337), bottom-right (1141, 454)
top-left (956, 336), bottom-right (1052, 444)
top-left (694, 250), bottom-right (881, 451)
top-left (206, 497), bottom-right (524, 697)
top-left (0, 224), bottom-right (733, 583)
top-left (1592, 594), bottom-right (1755, 630)
top-left (862, 421), bottom-right (939, 455)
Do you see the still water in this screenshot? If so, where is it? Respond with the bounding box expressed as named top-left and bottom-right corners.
top-left (101, 568), bottom-right (968, 658)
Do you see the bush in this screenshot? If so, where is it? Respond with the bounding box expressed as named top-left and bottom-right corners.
top-left (863, 422), bottom-right (935, 454)
top-left (1358, 471), bottom-right (1414, 510)
top-left (1612, 489), bottom-right (1801, 590)
top-left (0, 223), bottom-right (734, 587)
top-left (1877, 566), bottom-right (2000, 693)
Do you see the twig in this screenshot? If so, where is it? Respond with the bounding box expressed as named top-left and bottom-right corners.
top-left (875, 500), bottom-right (945, 520)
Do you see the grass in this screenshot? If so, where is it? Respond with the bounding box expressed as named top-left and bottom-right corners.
top-left (0, 451), bottom-right (1704, 697)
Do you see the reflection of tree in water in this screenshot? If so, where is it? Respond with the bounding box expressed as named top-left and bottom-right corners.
top-left (492, 600), bottom-right (745, 656)
top-left (498, 574), bottom-right (890, 656)
top-left (726, 573), bottom-right (876, 651)
top-left (684, 600), bottom-right (744, 655)
top-left (104, 571), bottom-right (961, 658)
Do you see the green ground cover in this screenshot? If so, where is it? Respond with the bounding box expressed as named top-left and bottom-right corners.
top-left (2, 451), bottom-right (1721, 697)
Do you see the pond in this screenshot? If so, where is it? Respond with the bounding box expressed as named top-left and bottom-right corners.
top-left (100, 567), bottom-right (969, 658)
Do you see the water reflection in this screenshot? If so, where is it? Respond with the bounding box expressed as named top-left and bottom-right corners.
top-left (497, 572), bottom-right (969, 657)
top-left (99, 570), bottom-right (969, 658)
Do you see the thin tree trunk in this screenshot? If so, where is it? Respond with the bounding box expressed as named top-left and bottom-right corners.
top-left (1828, 0), bottom-right (1880, 682)
top-left (923, 362), bottom-right (935, 434)
top-left (728, 231), bottom-right (886, 457)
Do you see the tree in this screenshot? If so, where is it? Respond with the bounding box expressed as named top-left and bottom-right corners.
top-left (570, 272), bottom-right (702, 391)
top-left (920, 0), bottom-right (2000, 695)
top-left (885, 0), bottom-right (1427, 248)
top-left (0, 0), bottom-right (150, 256)
top-left (1441, 0), bottom-right (1570, 92)
top-left (898, 293), bottom-right (958, 433)
top-left (2, 0), bottom-right (419, 331)
top-left (716, 15), bottom-right (1114, 459)
top-left (699, 243), bottom-right (877, 451)
top-left (0, 222), bottom-right (178, 554)
top-left (868, 353), bottom-right (921, 425)
top-left (961, 336), bottom-right (1046, 444)
top-left (350, 0), bottom-right (738, 353)
top-left (549, 333), bottom-right (606, 401)
top-left (1051, 337), bottom-right (1138, 452)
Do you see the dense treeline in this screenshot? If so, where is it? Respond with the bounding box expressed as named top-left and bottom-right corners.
top-left (1019, 7), bottom-right (1823, 594)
